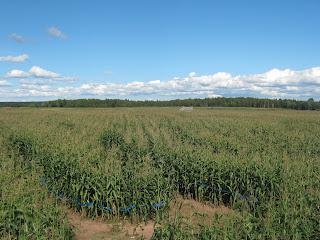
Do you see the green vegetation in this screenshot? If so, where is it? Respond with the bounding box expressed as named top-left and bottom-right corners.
top-left (0, 127), bottom-right (73, 239)
top-left (1, 96), bottom-right (320, 110)
top-left (0, 107), bottom-right (319, 239)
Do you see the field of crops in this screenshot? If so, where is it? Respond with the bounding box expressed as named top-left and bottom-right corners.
top-left (0, 107), bottom-right (319, 239)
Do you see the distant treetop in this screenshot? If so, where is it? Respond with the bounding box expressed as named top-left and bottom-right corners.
top-left (0, 97), bottom-right (319, 110)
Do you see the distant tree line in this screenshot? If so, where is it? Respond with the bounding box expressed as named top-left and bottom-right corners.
top-left (0, 97), bottom-right (319, 110)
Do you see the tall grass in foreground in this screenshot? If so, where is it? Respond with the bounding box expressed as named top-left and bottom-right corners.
top-left (0, 131), bottom-right (73, 239)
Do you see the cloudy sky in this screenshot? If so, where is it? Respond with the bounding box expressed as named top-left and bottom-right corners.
top-left (1, 0), bottom-right (320, 101)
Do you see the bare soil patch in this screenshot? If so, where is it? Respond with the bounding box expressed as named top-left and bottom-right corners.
top-left (169, 195), bottom-right (232, 226)
top-left (67, 210), bottom-right (155, 240)
top-left (66, 196), bottom-right (232, 239)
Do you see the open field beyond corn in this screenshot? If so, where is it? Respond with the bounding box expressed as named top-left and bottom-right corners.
top-left (0, 107), bottom-right (319, 239)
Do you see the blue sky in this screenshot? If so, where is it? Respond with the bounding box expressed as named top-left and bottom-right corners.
top-left (1, 0), bottom-right (320, 101)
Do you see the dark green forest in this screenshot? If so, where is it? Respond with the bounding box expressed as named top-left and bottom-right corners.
top-left (0, 97), bottom-right (319, 110)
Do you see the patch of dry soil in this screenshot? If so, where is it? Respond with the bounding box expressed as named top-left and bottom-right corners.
top-left (169, 195), bottom-right (232, 226)
top-left (67, 210), bottom-right (155, 240)
top-left (67, 196), bottom-right (232, 239)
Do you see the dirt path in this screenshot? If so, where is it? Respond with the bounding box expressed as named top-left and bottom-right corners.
top-left (66, 196), bottom-right (232, 239)
top-left (67, 210), bottom-right (155, 240)
top-left (169, 196), bottom-right (233, 226)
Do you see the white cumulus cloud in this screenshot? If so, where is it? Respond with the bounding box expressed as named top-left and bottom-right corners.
top-left (0, 80), bottom-right (10, 86)
top-left (1, 66), bottom-right (320, 100)
top-left (188, 72), bottom-right (197, 77)
top-left (5, 66), bottom-right (77, 81)
top-left (29, 66), bottom-right (59, 78)
top-left (0, 54), bottom-right (28, 62)
top-left (9, 33), bottom-right (25, 43)
top-left (74, 66), bottom-right (320, 99)
top-left (48, 26), bottom-right (66, 39)
top-left (6, 69), bottom-right (30, 78)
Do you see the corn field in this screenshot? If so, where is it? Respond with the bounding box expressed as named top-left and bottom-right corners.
top-left (0, 107), bottom-right (319, 239)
